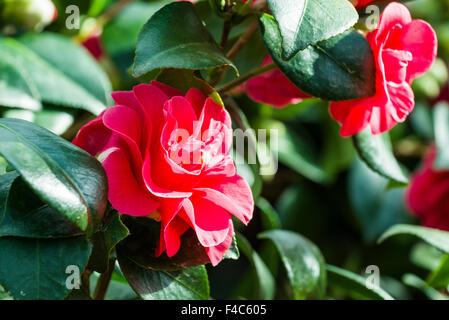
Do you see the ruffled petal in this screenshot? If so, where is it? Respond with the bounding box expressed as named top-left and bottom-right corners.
top-left (100, 147), bottom-right (159, 216)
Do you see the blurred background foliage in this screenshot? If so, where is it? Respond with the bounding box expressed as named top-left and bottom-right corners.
top-left (1, 0), bottom-right (449, 300)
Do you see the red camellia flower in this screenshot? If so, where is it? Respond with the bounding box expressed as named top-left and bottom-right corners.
top-left (244, 56), bottom-right (310, 108)
top-left (73, 81), bottom-right (254, 266)
top-left (406, 148), bottom-right (449, 231)
top-left (330, 2), bottom-right (437, 137)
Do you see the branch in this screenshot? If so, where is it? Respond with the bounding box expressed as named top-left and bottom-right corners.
top-left (217, 62), bottom-right (276, 95)
top-left (92, 259), bottom-right (116, 300)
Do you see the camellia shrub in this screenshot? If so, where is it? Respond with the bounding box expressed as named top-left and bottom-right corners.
top-left (0, 0), bottom-right (449, 301)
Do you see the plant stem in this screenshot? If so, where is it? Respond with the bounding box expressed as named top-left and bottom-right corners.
top-left (93, 259), bottom-right (116, 300)
top-left (217, 62), bottom-right (276, 95)
top-left (81, 268), bottom-right (92, 296)
top-left (220, 20), bottom-right (233, 50)
top-left (209, 20), bottom-right (259, 87)
top-left (226, 20), bottom-right (259, 61)
top-left (97, 0), bottom-right (135, 26)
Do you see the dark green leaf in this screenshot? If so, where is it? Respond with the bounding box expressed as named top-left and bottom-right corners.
top-left (266, 0), bottom-right (358, 60)
top-left (256, 197), bottom-right (282, 230)
top-left (133, 2), bottom-right (237, 77)
top-left (379, 224), bottom-right (449, 254)
top-left (236, 233), bottom-right (275, 300)
top-left (0, 173), bottom-right (83, 238)
top-left (353, 129), bottom-right (409, 184)
top-left (327, 265), bottom-right (394, 300)
top-left (260, 14), bottom-right (375, 101)
top-left (88, 212), bottom-right (130, 273)
top-left (258, 230), bottom-right (326, 299)
top-left (118, 254), bottom-right (210, 300)
top-left (0, 118), bottom-right (108, 234)
top-left (0, 236), bottom-right (91, 300)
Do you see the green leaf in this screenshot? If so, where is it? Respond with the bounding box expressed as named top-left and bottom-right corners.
top-left (0, 173), bottom-right (83, 238)
top-left (258, 230), bottom-right (326, 299)
top-left (427, 255), bottom-right (449, 289)
top-left (327, 265), bottom-right (394, 300)
top-left (0, 55), bottom-right (41, 111)
top-left (0, 236), bottom-right (92, 300)
top-left (133, 2), bottom-right (237, 77)
top-left (256, 197), bottom-right (282, 230)
top-left (353, 129), bottom-right (409, 184)
top-left (433, 102), bottom-right (449, 169)
top-left (0, 118), bottom-right (108, 234)
top-left (236, 233), bottom-right (275, 300)
top-left (118, 254), bottom-right (210, 300)
top-left (379, 224), bottom-right (449, 254)
top-left (266, 0), bottom-right (358, 60)
top-left (0, 35), bottom-right (110, 115)
top-left (348, 158), bottom-right (411, 243)
top-left (88, 212), bottom-right (130, 273)
top-left (259, 14), bottom-right (375, 101)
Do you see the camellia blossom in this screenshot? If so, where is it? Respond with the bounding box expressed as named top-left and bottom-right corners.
top-left (73, 81), bottom-right (254, 266)
top-left (406, 148), bottom-right (449, 231)
top-left (244, 56), bottom-right (310, 108)
top-left (330, 2), bottom-right (437, 137)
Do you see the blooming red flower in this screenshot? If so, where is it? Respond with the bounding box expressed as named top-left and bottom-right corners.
top-left (73, 82), bottom-right (254, 266)
top-left (244, 56), bottom-right (310, 108)
top-left (406, 148), bottom-right (449, 231)
top-left (330, 2), bottom-right (437, 137)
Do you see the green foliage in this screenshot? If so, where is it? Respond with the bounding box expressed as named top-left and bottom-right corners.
top-left (260, 14), bottom-right (375, 101)
top-left (258, 230), bottom-right (326, 300)
top-left (133, 2), bottom-right (237, 77)
top-left (266, 0), bottom-right (358, 60)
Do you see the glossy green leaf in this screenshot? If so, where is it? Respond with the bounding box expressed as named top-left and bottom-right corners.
top-left (379, 224), bottom-right (449, 254)
top-left (0, 236), bottom-right (91, 300)
top-left (260, 14), bottom-right (375, 101)
top-left (327, 265), bottom-right (394, 300)
top-left (0, 35), bottom-right (110, 115)
top-left (353, 129), bottom-right (409, 184)
top-left (133, 2), bottom-right (237, 77)
top-left (266, 0), bottom-right (358, 60)
top-left (258, 230), bottom-right (326, 299)
top-left (427, 255), bottom-right (449, 288)
top-left (88, 212), bottom-right (130, 273)
top-left (118, 254), bottom-right (210, 300)
top-left (256, 197), bottom-right (282, 230)
top-left (0, 118), bottom-right (108, 234)
top-left (433, 102), bottom-right (449, 169)
top-left (237, 233), bottom-right (275, 300)
top-left (0, 173), bottom-right (83, 238)
top-left (223, 234), bottom-right (240, 260)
